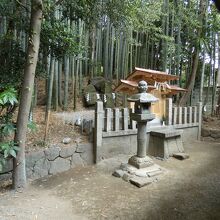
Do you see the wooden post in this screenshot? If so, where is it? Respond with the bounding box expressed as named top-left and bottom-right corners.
top-left (197, 102), bottom-right (202, 140)
top-left (165, 98), bottom-right (172, 125)
top-left (94, 101), bottom-right (103, 163)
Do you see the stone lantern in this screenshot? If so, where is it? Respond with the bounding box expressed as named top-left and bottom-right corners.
top-left (127, 80), bottom-right (159, 169)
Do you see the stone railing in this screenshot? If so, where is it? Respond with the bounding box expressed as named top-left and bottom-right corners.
top-left (165, 98), bottom-right (202, 140)
top-left (94, 99), bottom-right (203, 162)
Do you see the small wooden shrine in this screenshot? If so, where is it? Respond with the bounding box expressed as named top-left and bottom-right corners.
top-left (115, 67), bottom-right (186, 119)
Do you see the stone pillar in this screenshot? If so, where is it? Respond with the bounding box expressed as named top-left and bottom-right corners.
top-left (166, 98), bottom-right (172, 125)
top-left (137, 122), bottom-right (147, 158)
top-left (94, 101), bottom-right (103, 163)
top-left (197, 102), bottom-right (202, 141)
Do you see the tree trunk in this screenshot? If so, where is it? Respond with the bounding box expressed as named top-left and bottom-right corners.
top-left (199, 51), bottom-right (206, 102)
top-left (13, 0), bottom-right (43, 189)
top-left (179, 50), bottom-right (199, 106)
top-left (63, 56), bottom-right (69, 110)
top-left (179, 0), bottom-right (206, 106)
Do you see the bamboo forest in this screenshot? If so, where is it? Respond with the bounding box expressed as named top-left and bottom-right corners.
top-left (0, 0), bottom-right (220, 200)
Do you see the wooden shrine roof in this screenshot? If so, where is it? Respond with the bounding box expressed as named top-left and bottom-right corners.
top-left (114, 67), bottom-right (186, 95)
top-left (126, 67), bottom-right (179, 84)
top-left (115, 80), bottom-right (155, 94)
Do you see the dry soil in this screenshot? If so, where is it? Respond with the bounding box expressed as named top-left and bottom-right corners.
top-left (0, 140), bottom-right (220, 220)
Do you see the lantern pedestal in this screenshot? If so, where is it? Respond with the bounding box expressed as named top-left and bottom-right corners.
top-left (128, 155), bottom-right (153, 169)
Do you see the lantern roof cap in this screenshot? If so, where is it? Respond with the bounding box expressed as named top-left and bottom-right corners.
top-left (127, 81), bottom-right (159, 103)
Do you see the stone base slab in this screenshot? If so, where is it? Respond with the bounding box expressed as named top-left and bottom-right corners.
top-left (130, 176), bottom-right (153, 188)
top-left (113, 162), bottom-right (163, 188)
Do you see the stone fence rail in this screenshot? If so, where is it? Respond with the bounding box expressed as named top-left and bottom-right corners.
top-left (165, 99), bottom-right (202, 126)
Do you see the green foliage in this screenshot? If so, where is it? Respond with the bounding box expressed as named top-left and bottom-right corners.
top-left (0, 87), bottom-right (18, 122)
top-left (40, 20), bottom-right (82, 59)
top-left (1, 122), bottom-right (16, 136)
top-left (0, 88), bottom-right (17, 139)
top-left (61, 0), bottom-right (102, 25)
top-left (0, 88), bottom-right (18, 172)
top-left (0, 87), bottom-right (18, 106)
top-left (27, 121), bottom-right (37, 132)
top-left (0, 141), bottom-right (19, 159)
top-left (0, 141), bottom-right (19, 172)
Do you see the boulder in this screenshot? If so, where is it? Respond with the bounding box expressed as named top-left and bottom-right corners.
top-left (62, 137), bottom-right (71, 144)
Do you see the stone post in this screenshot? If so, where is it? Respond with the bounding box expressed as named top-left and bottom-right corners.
top-left (94, 101), bottom-right (103, 163)
top-left (165, 98), bottom-right (172, 125)
top-left (197, 102), bottom-right (202, 141)
top-left (137, 122), bottom-right (147, 157)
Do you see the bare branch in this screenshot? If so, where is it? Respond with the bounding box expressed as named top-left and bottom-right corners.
top-left (15, 0), bottom-right (29, 12)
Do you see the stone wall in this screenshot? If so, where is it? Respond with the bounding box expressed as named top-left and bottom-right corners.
top-left (173, 125), bottom-right (200, 143)
top-left (0, 142), bottom-right (93, 181)
top-left (101, 133), bottom-right (137, 159)
top-left (98, 125), bottom-right (199, 160)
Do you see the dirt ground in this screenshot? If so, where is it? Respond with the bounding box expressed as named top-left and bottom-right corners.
top-left (25, 107), bottom-right (92, 152)
top-left (0, 140), bottom-right (220, 220)
top-left (202, 115), bottom-right (220, 129)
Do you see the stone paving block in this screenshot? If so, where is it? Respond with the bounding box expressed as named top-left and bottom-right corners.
top-left (112, 169), bottom-right (125, 178)
top-left (129, 176), bottom-right (153, 188)
top-left (120, 163), bottom-right (137, 174)
top-left (173, 153), bottom-right (189, 160)
top-left (122, 173), bottom-right (133, 182)
top-left (147, 170), bottom-right (163, 177)
top-left (134, 164), bottom-right (161, 177)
